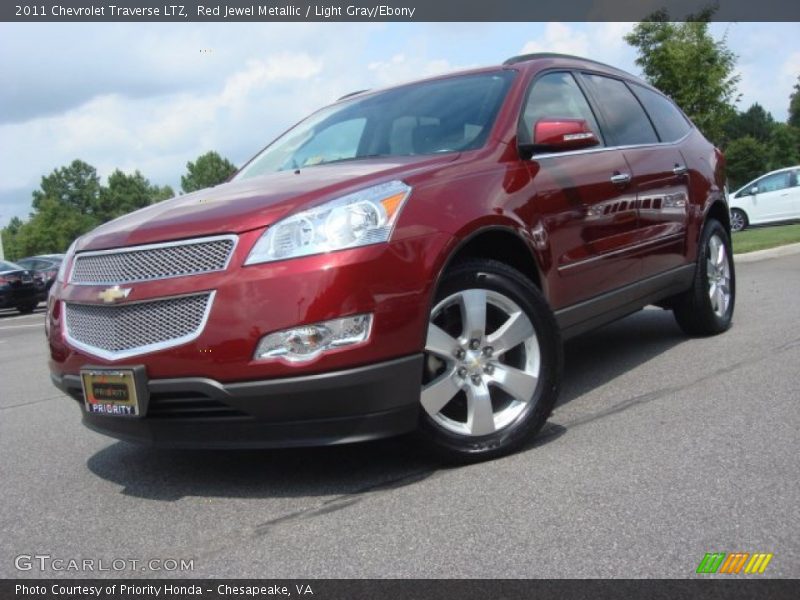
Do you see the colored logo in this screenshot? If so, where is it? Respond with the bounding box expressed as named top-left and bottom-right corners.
top-left (97, 285), bottom-right (132, 303)
top-left (696, 552), bottom-right (773, 574)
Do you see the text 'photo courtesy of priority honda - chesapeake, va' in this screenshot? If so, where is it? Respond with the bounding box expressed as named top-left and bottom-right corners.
top-left (1, 2), bottom-right (798, 599)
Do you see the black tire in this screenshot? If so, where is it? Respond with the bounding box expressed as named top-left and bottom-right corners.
top-left (730, 208), bottom-right (747, 232)
top-left (417, 259), bottom-right (562, 463)
top-left (672, 219), bottom-right (735, 336)
top-left (16, 303), bottom-right (37, 315)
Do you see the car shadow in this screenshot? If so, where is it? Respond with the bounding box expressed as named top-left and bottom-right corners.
top-left (0, 304), bottom-right (45, 319)
top-left (87, 433), bottom-right (442, 501)
top-left (86, 307), bottom-right (686, 501)
top-left (558, 307), bottom-right (686, 407)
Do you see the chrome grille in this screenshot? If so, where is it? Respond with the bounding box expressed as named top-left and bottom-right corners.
top-left (64, 293), bottom-right (214, 360)
top-left (70, 236), bottom-right (236, 285)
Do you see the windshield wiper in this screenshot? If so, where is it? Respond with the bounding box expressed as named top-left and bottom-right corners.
top-left (314, 154), bottom-right (389, 166)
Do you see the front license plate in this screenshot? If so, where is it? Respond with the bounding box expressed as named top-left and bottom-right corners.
top-left (81, 369), bottom-right (141, 417)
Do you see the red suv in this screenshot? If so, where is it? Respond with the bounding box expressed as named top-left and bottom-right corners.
top-left (47, 53), bottom-right (735, 461)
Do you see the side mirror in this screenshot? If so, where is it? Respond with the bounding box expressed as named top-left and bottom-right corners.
top-left (519, 118), bottom-right (600, 158)
top-left (750, 186), bottom-right (759, 195)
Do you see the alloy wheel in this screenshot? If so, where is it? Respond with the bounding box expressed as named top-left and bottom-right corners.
top-left (706, 234), bottom-right (732, 318)
top-left (421, 289), bottom-right (541, 436)
top-left (730, 211), bottom-right (745, 232)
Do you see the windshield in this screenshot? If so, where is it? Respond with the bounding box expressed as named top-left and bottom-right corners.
top-left (0, 261), bottom-right (22, 271)
top-left (235, 71), bottom-right (515, 179)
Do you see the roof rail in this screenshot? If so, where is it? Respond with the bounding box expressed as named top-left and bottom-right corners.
top-left (337, 89), bottom-right (370, 101)
top-left (502, 52), bottom-right (623, 74)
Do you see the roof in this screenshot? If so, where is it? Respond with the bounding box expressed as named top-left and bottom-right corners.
top-left (503, 52), bottom-right (634, 79)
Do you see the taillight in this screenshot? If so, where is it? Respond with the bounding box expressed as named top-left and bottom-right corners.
top-left (0, 276), bottom-right (8, 285)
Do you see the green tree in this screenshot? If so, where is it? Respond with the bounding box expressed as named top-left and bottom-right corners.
top-left (725, 136), bottom-right (769, 190)
top-left (789, 76), bottom-right (800, 128)
top-left (1, 216), bottom-right (24, 260)
top-left (8, 198), bottom-right (96, 258)
top-left (624, 7), bottom-right (740, 145)
top-left (32, 159), bottom-right (102, 216)
top-left (767, 123), bottom-right (800, 171)
top-left (150, 184), bottom-right (175, 203)
top-left (97, 170), bottom-right (175, 221)
top-left (723, 103), bottom-right (775, 145)
top-left (2, 160), bottom-right (176, 259)
top-left (180, 151), bottom-right (237, 193)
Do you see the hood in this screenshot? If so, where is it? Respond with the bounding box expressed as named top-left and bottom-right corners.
top-left (76, 154), bottom-right (459, 252)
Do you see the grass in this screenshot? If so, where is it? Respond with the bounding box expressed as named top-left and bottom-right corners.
top-left (731, 222), bottom-right (800, 254)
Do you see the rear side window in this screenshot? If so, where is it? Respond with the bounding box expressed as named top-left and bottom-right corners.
top-left (756, 171), bottom-right (792, 193)
top-left (631, 84), bottom-right (691, 142)
top-left (519, 72), bottom-right (602, 145)
top-left (582, 74), bottom-right (658, 146)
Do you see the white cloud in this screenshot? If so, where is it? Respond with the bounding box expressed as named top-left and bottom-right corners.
top-left (781, 52), bottom-right (800, 81)
top-left (1, 21), bottom-right (799, 228)
top-left (366, 53), bottom-right (458, 88)
top-left (726, 23), bottom-right (799, 120)
top-left (521, 23), bottom-right (591, 57)
top-left (519, 22), bottom-right (636, 72)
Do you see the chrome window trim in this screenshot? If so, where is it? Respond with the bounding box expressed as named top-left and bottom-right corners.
top-left (529, 129), bottom-right (693, 161)
top-left (68, 234), bottom-right (239, 286)
top-left (517, 65), bottom-right (694, 161)
top-left (63, 291), bottom-right (216, 361)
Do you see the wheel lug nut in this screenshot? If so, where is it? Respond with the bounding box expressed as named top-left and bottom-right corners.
top-left (455, 349), bottom-right (466, 360)
top-left (469, 339), bottom-right (480, 350)
top-left (483, 346), bottom-right (493, 356)
top-left (457, 367), bottom-right (468, 378)
top-left (484, 364), bottom-right (494, 375)
top-left (471, 374), bottom-right (482, 385)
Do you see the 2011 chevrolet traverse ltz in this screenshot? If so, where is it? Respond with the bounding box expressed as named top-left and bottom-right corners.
top-left (48, 53), bottom-right (735, 461)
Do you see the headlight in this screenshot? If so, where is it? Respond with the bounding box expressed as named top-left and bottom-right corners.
top-left (254, 314), bottom-right (372, 362)
top-left (245, 180), bottom-right (411, 264)
top-left (57, 239), bottom-right (78, 283)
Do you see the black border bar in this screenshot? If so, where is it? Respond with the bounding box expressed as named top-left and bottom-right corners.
top-left (3, 0), bottom-right (800, 22)
top-left (3, 579), bottom-right (800, 600)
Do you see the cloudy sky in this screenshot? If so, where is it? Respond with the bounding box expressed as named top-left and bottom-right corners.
top-left (1, 21), bottom-right (799, 227)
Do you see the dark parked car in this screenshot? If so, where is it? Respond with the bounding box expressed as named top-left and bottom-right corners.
top-left (15, 254), bottom-right (64, 299)
top-left (48, 53), bottom-right (734, 461)
top-left (0, 260), bottom-right (39, 314)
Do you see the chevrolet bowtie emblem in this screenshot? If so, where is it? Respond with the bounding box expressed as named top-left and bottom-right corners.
top-left (98, 286), bottom-right (132, 303)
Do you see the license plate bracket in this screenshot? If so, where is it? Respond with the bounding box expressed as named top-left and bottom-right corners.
top-left (81, 365), bottom-right (149, 417)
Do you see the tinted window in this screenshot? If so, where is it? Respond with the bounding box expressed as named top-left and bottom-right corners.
top-left (756, 171), bottom-right (792, 193)
top-left (291, 118), bottom-right (367, 167)
top-left (583, 74), bottom-right (658, 146)
top-left (236, 72), bottom-right (515, 178)
top-left (0, 261), bottom-right (22, 271)
top-left (631, 84), bottom-right (691, 142)
top-left (520, 72), bottom-right (602, 144)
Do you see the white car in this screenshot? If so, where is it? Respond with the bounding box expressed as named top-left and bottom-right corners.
top-left (729, 165), bottom-right (800, 232)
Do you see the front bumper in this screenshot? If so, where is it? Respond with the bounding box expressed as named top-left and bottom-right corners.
top-left (51, 354), bottom-right (423, 448)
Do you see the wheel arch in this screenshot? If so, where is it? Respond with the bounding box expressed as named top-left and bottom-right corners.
top-left (705, 199), bottom-right (732, 234)
top-left (433, 225), bottom-right (545, 295)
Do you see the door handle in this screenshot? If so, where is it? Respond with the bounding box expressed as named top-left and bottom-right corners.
top-left (610, 172), bottom-right (631, 185)
top-left (673, 164), bottom-right (689, 176)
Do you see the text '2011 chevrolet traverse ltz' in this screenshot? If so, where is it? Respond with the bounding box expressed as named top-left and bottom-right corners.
top-left (47, 53), bottom-right (735, 461)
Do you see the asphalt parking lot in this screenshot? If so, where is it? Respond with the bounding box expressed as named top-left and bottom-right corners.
top-left (1, 253), bottom-right (798, 579)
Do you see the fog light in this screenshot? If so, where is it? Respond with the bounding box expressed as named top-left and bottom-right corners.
top-left (254, 314), bottom-right (372, 362)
